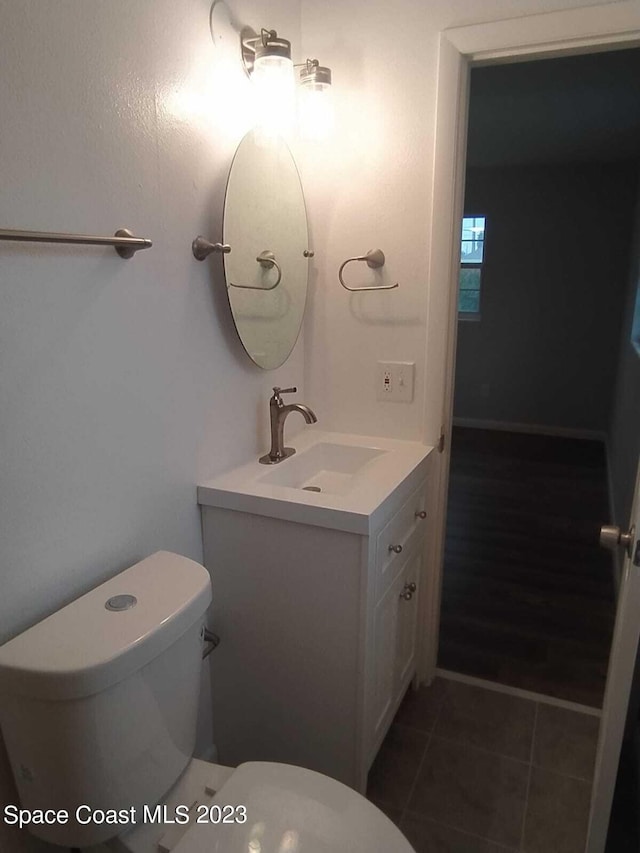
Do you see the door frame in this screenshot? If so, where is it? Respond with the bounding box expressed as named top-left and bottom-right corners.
top-left (421, 0), bottom-right (640, 680)
top-left (419, 2), bottom-right (640, 842)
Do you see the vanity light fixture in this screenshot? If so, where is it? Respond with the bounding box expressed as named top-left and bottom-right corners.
top-left (240, 27), bottom-right (333, 140)
top-left (298, 59), bottom-right (334, 140)
top-left (208, 4), bottom-right (333, 139)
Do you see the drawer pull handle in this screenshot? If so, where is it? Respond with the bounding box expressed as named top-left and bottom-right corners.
top-left (399, 589), bottom-right (413, 601)
top-left (415, 510), bottom-right (427, 519)
top-left (405, 581), bottom-right (417, 593)
top-left (388, 544), bottom-right (403, 554)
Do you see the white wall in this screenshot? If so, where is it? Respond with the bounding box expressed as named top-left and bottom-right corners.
top-left (0, 1), bottom-right (304, 849)
top-left (298, 0), bottom-right (625, 441)
top-left (454, 162), bottom-right (636, 434)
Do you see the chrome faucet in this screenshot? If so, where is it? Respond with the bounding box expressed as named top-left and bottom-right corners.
top-left (259, 387), bottom-right (317, 465)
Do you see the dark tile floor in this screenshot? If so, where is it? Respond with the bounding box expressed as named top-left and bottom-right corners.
top-left (367, 677), bottom-right (600, 853)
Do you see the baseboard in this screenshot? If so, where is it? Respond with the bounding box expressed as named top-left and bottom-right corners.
top-left (452, 417), bottom-right (606, 443)
top-left (436, 668), bottom-right (602, 716)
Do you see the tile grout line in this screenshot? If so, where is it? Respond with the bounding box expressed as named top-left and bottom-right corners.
top-left (529, 761), bottom-right (595, 785)
top-left (518, 701), bottom-right (539, 853)
top-left (400, 810), bottom-right (520, 851)
top-left (399, 729), bottom-right (432, 826)
top-left (425, 730), bottom-right (533, 767)
top-left (399, 690), bottom-right (448, 825)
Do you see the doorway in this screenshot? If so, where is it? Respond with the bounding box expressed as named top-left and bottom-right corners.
top-left (423, 13), bottom-right (640, 850)
top-left (438, 48), bottom-right (640, 709)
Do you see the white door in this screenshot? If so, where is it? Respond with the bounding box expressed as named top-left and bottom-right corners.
top-left (586, 460), bottom-right (640, 853)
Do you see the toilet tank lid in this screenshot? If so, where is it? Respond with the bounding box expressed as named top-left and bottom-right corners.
top-left (0, 551), bottom-right (212, 701)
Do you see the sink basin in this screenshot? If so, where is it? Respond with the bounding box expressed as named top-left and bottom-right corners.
top-left (198, 430), bottom-right (433, 534)
top-left (260, 442), bottom-right (387, 495)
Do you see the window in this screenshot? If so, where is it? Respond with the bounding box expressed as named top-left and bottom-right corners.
top-left (459, 216), bottom-right (485, 317)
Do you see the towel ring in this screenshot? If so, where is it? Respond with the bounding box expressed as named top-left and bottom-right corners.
top-left (338, 249), bottom-right (399, 292)
top-left (228, 250), bottom-right (282, 291)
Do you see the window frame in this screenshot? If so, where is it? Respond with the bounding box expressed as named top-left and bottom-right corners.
top-left (458, 215), bottom-right (486, 321)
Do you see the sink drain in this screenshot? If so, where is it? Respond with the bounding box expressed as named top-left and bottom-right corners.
top-left (302, 485), bottom-right (322, 492)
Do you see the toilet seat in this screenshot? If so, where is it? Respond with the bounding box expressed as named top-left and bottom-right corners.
top-left (171, 761), bottom-right (415, 853)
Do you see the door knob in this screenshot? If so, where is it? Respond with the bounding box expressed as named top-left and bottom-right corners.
top-left (600, 524), bottom-right (635, 558)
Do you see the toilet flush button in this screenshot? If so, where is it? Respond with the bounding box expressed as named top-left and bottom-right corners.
top-left (105, 594), bottom-right (138, 612)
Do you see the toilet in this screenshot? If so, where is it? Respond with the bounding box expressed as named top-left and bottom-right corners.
top-left (0, 551), bottom-right (415, 852)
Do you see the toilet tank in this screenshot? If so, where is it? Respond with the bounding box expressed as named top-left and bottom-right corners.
top-left (0, 551), bottom-right (212, 848)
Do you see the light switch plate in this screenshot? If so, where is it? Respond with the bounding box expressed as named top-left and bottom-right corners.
top-left (376, 361), bottom-right (415, 402)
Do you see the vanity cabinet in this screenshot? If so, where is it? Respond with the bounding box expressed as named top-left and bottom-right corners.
top-left (199, 453), bottom-right (432, 793)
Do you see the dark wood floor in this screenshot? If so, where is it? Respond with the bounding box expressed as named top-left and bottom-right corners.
top-left (438, 427), bottom-right (616, 707)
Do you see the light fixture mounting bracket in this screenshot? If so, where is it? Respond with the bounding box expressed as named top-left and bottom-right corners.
top-left (240, 25), bottom-right (260, 76)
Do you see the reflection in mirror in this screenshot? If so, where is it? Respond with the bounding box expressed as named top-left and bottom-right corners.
top-left (223, 130), bottom-right (309, 370)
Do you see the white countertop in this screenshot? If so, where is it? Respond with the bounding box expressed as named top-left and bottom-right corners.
top-left (197, 430), bottom-right (434, 534)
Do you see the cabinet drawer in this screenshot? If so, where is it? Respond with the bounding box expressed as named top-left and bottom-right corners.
top-left (375, 482), bottom-right (427, 598)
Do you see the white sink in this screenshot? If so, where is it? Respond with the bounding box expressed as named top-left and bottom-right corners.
top-left (198, 430), bottom-right (433, 534)
top-left (260, 442), bottom-right (387, 495)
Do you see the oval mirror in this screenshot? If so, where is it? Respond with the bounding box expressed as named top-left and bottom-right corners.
top-left (223, 131), bottom-right (309, 370)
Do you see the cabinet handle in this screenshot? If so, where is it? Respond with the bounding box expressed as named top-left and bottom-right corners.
top-left (415, 510), bottom-right (427, 519)
top-left (388, 544), bottom-right (403, 554)
top-left (405, 581), bottom-right (417, 593)
top-left (399, 589), bottom-right (413, 601)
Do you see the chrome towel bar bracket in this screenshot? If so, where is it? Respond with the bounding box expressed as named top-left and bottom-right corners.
top-left (192, 235), bottom-right (232, 260)
top-left (0, 227), bottom-right (152, 259)
top-left (338, 248), bottom-right (399, 291)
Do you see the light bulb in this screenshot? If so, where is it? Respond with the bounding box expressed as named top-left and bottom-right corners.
top-left (299, 62), bottom-right (333, 141)
top-left (251, 35), bottom-right (295, 139)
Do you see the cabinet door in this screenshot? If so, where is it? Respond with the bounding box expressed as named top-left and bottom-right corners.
top-left (371, 551), bottom-right (422, 750)
top-left (395, 549), bottom-right (422, 695)
top-left (372, 576), bottom-right (400, 745)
